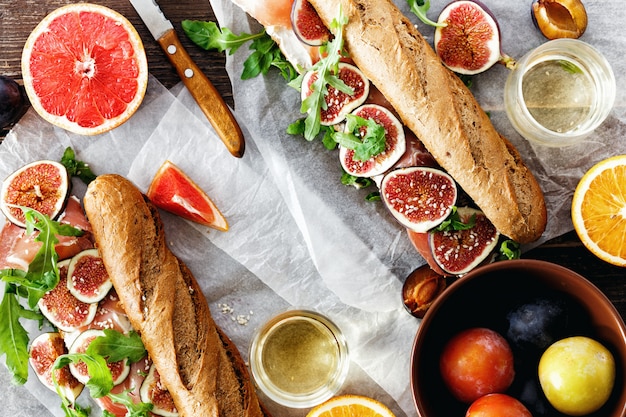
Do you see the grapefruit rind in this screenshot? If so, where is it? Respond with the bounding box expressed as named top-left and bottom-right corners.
top-left (571, 155), bottom-right (626, 267)
top-left (21, 3), bottom-right (148, 136)
top-left (147, 161), bottom-right (229, 231)
top-left (306, 394), bottom-right (396, 417)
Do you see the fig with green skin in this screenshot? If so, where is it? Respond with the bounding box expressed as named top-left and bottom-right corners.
top-left (339, 104), bottom-right (406, 178)
top-left (67, 249), bottom-right (113, 304)
top-left (434, 0), bottom-right (515, 75)
top-left (29, 332), bottom-right (84, 402)
top-left (38, 259), bottom-right (98, 332)
top-left (301, 62), bottom-right (370, 126)
top-left (140, 363), bottom-right (179, 417)
top-left (408, 207), bottom-right (500, 275)
top-left (531, 0), bottom-right (587, 39)
top-left (381, 166), bottom-right (457, 233)
top-left (0, 160), bottom-right (70, 228)
top-left (291, 0), bottom-right (331, 46)
top-left (68, 329), bottom-right (130, 385)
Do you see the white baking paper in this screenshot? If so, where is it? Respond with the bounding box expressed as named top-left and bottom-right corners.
top-left (1, 0), bottom-right (625, 416)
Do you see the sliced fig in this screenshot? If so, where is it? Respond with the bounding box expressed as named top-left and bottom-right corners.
top-left (531, 0), bottom-right (587, 39)
top-left (434, 0), bottom-right (514, 75)
top-left (68, 329), bottom-right (130, 386)
top-left (140, 363), bottom-right (179, 417)
top-left (339, 104), bottom-right (406, 178)
top-left (0, 160), bottom-right (70, 228)
top-left (291, 0), bottom-right (331, 46)
top-left (90, 289), bottom-right (133, 333)
top-left (402, 264), bottom-right (446, 318)
top-left (381, 167), bottom-right (457, 233)
top-left (427, 207), bottom-right (499, 275)
top-left (67, 249), bottom-right (112, 303)
top-left (301, 62), bottom-right (370, 125)
top-left (38, 259), bottom-right (98, 332)
top-left (29, 332), bottom-right (84, 402)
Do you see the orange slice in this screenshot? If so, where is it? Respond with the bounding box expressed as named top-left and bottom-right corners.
top-left (571, 155), bottom-right (626, 266)
top-left (147, 160), bottom-right (229, 231)
top-left (21, 3), bottom-right (148, 136)
top-left (306, 395), bottom-right (396, 417)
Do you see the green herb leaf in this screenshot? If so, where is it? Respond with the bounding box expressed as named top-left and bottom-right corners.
top-left (181, 20), bottom-right (261, 54)
top-left (407, 0), bottom-right (447, 27)
top-left (60, 147), bottom-right (97, 185)
top-left (182, 20), bottom-right (296, 81)
top-left (434, 207), bottom-right (476, 232)
top-left (54, 353), bottom-right (113, 399)
top-left (295, 10), bottom-right (353, 141)
top-left (496, 240), bottom-right (521, 261)
top-left (559, 60), bottom-right (583, 74)
top-left (341, 172), bottom-right (373, 189)
top-left (333, 115), bottom-right (386, 161)
top-left (107, 390), bottom-right (153, 417)
top-left (86, 329), bottom-right (146, 364)
top-left (0, 287), bottom-right (32, 385)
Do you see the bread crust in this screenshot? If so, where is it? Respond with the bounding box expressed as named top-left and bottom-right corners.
top-left (308, 0), bottom-right (547, 243)
top-left (83, 174), bottom-right (266, 417)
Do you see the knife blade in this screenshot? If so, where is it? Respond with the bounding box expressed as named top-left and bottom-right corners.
top-left (129, 0), bottom-right (245, 157)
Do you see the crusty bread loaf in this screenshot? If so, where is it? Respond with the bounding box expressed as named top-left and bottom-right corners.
top-left (83, 174), bottom-right (266, 417)
top-left (307, 0), bottom-right (546, 243)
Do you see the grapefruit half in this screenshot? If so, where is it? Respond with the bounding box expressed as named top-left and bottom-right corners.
top-left (147, 160), bottom-right (229, 231)
top-left (21, 3), bottom-right (148, 136)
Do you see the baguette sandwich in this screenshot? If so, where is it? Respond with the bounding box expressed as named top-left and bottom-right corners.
top-left (82, 174), bottom-right (267, 417)
top-left (0, 168), bottom-right (266, 417)
top-left (227, 0), bottom-right (547, 275)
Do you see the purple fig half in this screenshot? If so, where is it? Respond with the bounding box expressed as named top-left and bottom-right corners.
top-left (291, 0), bottom-right (331, 46)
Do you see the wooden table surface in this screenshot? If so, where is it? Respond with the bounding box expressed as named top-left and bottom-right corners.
top-left (1, 0), bottom-right (624, 319)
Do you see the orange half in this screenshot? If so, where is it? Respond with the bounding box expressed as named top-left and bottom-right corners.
top-left (306, 395), bottom-right (396, 417)
top-left (571, 155), bottom-right (626, 266)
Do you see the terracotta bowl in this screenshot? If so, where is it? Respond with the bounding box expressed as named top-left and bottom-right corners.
top-left (410, 259), bottom-right (626, 417)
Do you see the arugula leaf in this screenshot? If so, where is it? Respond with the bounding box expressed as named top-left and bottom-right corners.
top-left (497, 240), bottom-right (521, 261)
top-left (182, 20), bottom-right (296, 81)
top-left (0, 287), bottom-right (33, 385)
top-left (87, 329), bottom-right (146, 363)
top-left (54, 353), bottom-right (113, 399)
top-left (291, 11), bottom-right (353, 141)
top-left (60, 147), bottom-right (97, 185)
top-left (406, 0), bottom-right (447, 27)
top-left (341, 172), bottom-right (373, 189)
top-left (434, 206), bottom-right (476, 232)
top-left (332, 115), bottom-right (386, 161)
top-left (60, 400), bottom-right (91, 417)
top-left (182, 20), bottom-right (261, 54)
top-left (107, 390), bottom-right (153, 417)
top-left (0, 208), bottom-right (83, 385)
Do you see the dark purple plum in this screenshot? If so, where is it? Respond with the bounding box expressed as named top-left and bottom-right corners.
top-left (0, 75), bottom-right (24, 129)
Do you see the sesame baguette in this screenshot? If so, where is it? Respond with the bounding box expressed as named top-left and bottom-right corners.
top-left (83, 174), bottom-right (266, 417)
top-left (305, 0), bottom-right (546, 243)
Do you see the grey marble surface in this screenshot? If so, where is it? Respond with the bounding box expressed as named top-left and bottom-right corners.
top-left (0, 367), bottom-right (51, 417)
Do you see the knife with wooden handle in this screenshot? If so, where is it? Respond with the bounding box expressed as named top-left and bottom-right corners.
top-left (129, 0), bottom-right (245, 157)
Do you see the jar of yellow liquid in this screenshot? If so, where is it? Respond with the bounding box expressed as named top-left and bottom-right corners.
top-left (249, 309), bottom-right (349, 408)
top-left (504, 39), bottom-right (615, 147)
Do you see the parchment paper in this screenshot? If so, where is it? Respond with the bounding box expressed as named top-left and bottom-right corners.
top-left (1, 1), bottom-right (625, 416)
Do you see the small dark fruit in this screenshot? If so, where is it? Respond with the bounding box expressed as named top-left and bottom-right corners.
top-left (0, 160), bottom-right (70, 228)
top-left (339, 104), bottom-right (406, 178)
top-left (532, 0), bottom-right (587, 40)
top-left (435, 0), bottom-right (515, 74)
top-left (291, 0), bottom-right (331, 46)
top-left (301, 62), bottom-right (369, 125)
top-left (402, 264), bottom-right (446, 318)
top-left (0, 75), bottom-right (25, 129)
